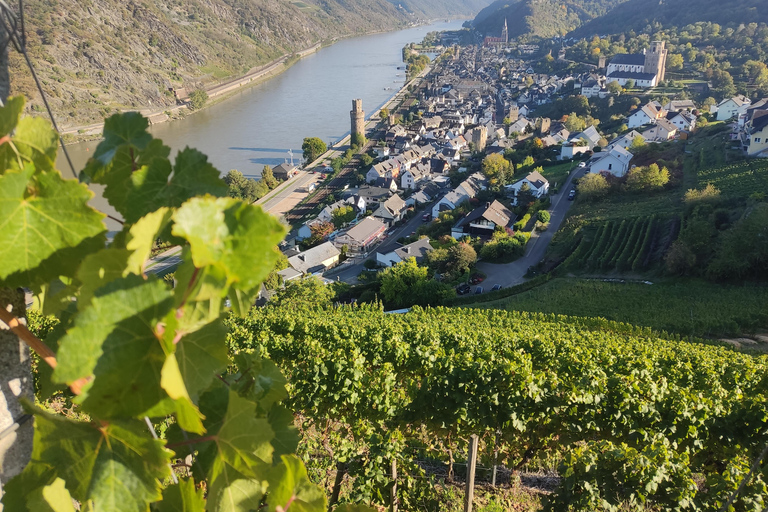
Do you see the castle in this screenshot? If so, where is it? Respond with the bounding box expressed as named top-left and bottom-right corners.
top-left (483, 19), bottom-right (508, 47)
top-left (606, 41), bottom-right (668, 88)
top-left (350, 99), bottom-right (365, 145)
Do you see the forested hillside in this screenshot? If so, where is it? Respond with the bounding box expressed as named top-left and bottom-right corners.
top-left (472, 0), bottom-right (628, 40)
top-left (570, 0), bottom-right (767, 38)
top-left (11, 0), bottom-right (488, 127)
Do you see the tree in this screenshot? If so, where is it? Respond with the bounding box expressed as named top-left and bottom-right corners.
top-left (446, 242), bottom-right (477, 275)
top-left (224, 169), bottom-right (260, 203)
top-left (607, 81), bottom-right (623, 95)
top-left (667, 53), bottom-right (684, 70)
top-left (537, 210), bottom-right (551, 223)
top-left (630, 136), bottom-right (646, 150)
top-left (261, 165), bottom-right (278, 189)
top-left (516, 182), bottom-right (536, 210)
top-left (264, 251), bottom-right (289, 289)
top-left (301, 221), bottom-right (334, 250)
top-left (188, 88), bottom-right (208, 110)
top-left (625, 79), bottom-right (635, 90)
top-left (577, 173), bottom-right (609, 200)
top-left (331, 205), bottom-right (356, 228)
top-left (379, 107), bottom-right (389, 121)
top-left (379, 258), bottom-right (428, 306)
top-left (626, 164), bottom-right (669, 192)
top-left (481, 153), bottom-right (512, 186)
top-left (270, 276), bottom-right (334, 309)
top-left (565, 112), bottom-right (586, 133)
top-left (302, 137), bottom-right (327, 164)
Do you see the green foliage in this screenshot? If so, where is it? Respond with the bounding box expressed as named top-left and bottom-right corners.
top-left (269, 276), bottom-right (335, 309)
top-left (302, 137), bottom-right (327, 165)
top-left (537, 210), bottom-right (551, 223)
top-left (228, 304), bottom-right (768, 509)
top-left (379, 257), bottom-right (455, 308)
top-left (331, 205), bottom-right (356, 228)
top-left (188, 89), bottom-right (208, 110)
top-left (0, 100), bottom-right (333, 512)
top-left (577, 173), bottom-right (609, 201)
top-left (626, 163), bottom-right (670, 192)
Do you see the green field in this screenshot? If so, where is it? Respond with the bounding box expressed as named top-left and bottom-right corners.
top-left (474, 277), bottom-right (768, 336)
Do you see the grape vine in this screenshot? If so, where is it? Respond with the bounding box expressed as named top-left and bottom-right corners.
top-left (0, 98), bottom-right (343, 512)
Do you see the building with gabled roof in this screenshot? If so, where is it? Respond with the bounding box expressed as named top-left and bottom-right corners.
top-left (376, 237), bottom-right (433, 267)
top-left (589, 146), bottom-right (633, 177)
top-left (333, 217), bottom-right (387, 254)
top-left (451, 200), bottom-right (515, 240)
top-left (287, 241), bottom-right (341, 275)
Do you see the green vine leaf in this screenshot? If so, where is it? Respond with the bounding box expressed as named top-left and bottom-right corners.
top-left (172, 196), bottom-right (286, 293)
top-left (174, 319), bottom-right (229, 401)
top-left (21, 407), bottom-right (172, 512)
top-left (0, 94), bottom-right (24, 137)
top-left (53, 275), bottom-right (175, 418)
top-left (25, 477), bottom-right (77, 512)
top-left (152, 478), bottom-right (205, 512)
top-left (76, 248), bottom-right (131, 306)
top-left (125, 207), bottom-right (174, 274)
top-left (266, 455), bottom-right (327, 512)
top-left (91, 111), bottom-right (153, 166)
top-left (0, 165), bottom-right (106, 288)
top-left (0, 96), bottom-right (58, 174)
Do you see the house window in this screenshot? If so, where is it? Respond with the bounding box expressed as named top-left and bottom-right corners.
top-left (756, 138), bottom-right (762, 143)
top-left (608, 163), bottom-right (613, 170)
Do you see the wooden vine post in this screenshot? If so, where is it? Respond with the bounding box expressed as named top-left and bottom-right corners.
top-left (390, 459), bottom-right (397, 512)
top-left (463, 435), bottom-right (479, 512)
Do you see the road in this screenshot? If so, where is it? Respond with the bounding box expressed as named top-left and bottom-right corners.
top-left (474, 168), bottom-right (581, 290)
top-left (145, 247), bottom-right (183, 276)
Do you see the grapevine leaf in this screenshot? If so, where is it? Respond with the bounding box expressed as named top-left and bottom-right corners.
top-left (1, 462), bottom-right (57, 512)
top-left (174, 319), bottom-right (229, 400)
top-left (268, 405), bottom-right (300, 460)
top-left (0, 165), bottom-right (106, 287)
top-left (11, 116), bottom-right (60, 173)
top-left (0, 94), bottom-right (24, 137)
top-left (172, 257), bottom-right (227, 332)
top-left (54, 275), bottom-right (175, 418)
top-left (231, 353), bottom-right (288, 411)
top-left (26, 477), bottom-right (77, 512)
top-left (205, 461), bottom-right (265, 512)
top-left (172, 196), bottom-right (286, 291)
top-left (125, 207), bottom-right (173, 274)
top-left (152, 478), bottom-right (205, 512)
top-left (92, 112), bottom-right (153, 166)
top-left (266, 455), bottom-right (327, 512)
top-left (76, 248), bottom-right (131, 306)
top-left (28, 407), bottom-right (172, 512)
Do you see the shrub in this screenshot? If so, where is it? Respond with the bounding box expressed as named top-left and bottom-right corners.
top-left (537, 210), bottom-right (551, 223)
top-left (188, 88), bottom-right (208, 110)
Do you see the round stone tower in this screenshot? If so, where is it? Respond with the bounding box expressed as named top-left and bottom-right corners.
top-left (350, 99), bottom-right (365, 145)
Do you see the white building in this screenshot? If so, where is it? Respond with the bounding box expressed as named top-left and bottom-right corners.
top-left (589, 146), bottom-right (633, 177)
top-left (505, 170), bottom-right (550, 205)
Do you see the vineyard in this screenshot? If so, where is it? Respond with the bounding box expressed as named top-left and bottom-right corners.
top-left (473, 277), bottom-right (768, 336)
top-left (562, 215), bottom-right (679, 273)
top-left (227, 305), bottom-right (768, 510)
top-left (696, 158), bottom-right (768, 198)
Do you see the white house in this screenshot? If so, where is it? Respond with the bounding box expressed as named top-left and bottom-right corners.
top-left (505, 170), bottom-right (550, 205)
top-left (287, 242), bottom-right (341, 275)
top-left (573, 126), bottom-right (602, 148)
top-left (589, 146), bottom-right (633, 177)
top-left (451, 200), bottom-right (515, 239)
top-left (332, 217), bottom-right (387, 254)
top-left (641, 118), bottom-right (677, 142)
top-left (627, 102), bottom-right (665, 129)
top-left (744, 112), bottom-right (768, 157)
top-left (667, 111), bottom-right (696, 132)
top-left (372, 194), bottom-right (407, 227)
top-left (716, 95), bottom-right (751, 121)
top-left (559, 143), bottom-right (591, 160)
top-left (376, 238), bottom-right (433, 267)
top-left (608, 130), bottom-right (644, 150)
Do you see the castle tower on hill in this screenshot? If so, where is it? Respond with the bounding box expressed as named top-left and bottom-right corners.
top-left (350, 99), bottom-right (365, 145)
top-left (644, 40), bottom-right (668, 83)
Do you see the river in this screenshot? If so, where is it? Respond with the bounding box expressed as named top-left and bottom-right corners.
top-left (59, 20), bottom-right (464, 182)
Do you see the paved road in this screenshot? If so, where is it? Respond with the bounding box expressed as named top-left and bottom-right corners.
top-left (475, 167), bottom-right (581, 290)
top-left (145, 247), bottom-right (183, 276)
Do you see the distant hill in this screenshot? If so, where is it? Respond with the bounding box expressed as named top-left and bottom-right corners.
top-left (569, 0), bottom-right (767, 38)
top-left (13, 0), bottom-right (491, 127)
top-left (472, 0), bottom-right (628, 40)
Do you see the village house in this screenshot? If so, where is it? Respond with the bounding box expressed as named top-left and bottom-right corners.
top-left (743, 109), bottom-right (768, 157)
top-left (287, 241), bottom-right (341, 275)
top-left (272, 162), bottom-right (298, 181)
top-left (372, 194), bottom-right (407, 227)
top-left (641, 118), bottom-right (677, 142)
top-left (589, 146), bottom-right (633, 177)
top-left (431, 173), bottom-right (487, 218)
top-left (715, 95), bottom-right (751, 121)
top-left (667, 111), bottom-right (696, 132)
top-left (506, 170), bottom-right (550, 205)
top-left (608, 130), bottom-right (644, 150)
top-left (332, 217), bottom-right (387, 254)
top-left (559, 140), bottom-right (591, 160)
top-left (572, 125), bottom-right (602, 149)
top-left (627, 102), bottom-right (666, 129)
top-left (376, 238), bottom-right (433, 267)
top-left (451, 200), bottom-right (515, 240)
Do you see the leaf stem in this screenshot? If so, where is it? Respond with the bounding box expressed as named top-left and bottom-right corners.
top-left (165, 434), bottom-right (216, 449)
top-left (0, 306), bottom-right (89, 395)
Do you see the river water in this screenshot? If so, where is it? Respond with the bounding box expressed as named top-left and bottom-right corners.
top-left (59, 20), bottom-right (464, 183)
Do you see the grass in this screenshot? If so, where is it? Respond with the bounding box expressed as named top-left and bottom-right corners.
top-left (537, 161), bottom-right (574, 190)
top-left (199, 64), bottom-right (234, 80)
top-left (473, 277), bottom-right (768, 337)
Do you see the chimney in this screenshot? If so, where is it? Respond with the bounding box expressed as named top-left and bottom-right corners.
top-left (486, 202), bottom-right (491, 208)
top-left (405, 247), bottom-right (410, 254)
top-left (298, 254), bottom-right (305, 261)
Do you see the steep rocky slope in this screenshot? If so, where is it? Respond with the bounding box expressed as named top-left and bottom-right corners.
top-left (11, 0), bottom-right (488, 127)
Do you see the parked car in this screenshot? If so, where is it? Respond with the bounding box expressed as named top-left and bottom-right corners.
top-left (474, 286), bottom-right (483, 294)
top-left (491, 284), bottom-right (502, 291)
top-left (568, 189), bottom-right (576, 200)
top-left (469, 274), bottom-right (485, 285)
top-left (456, 283), bottom-right (471, 295)
top-left (578, 162), bottom-right (587, 168)
top-left (422, 213), bottom-right (432, 222)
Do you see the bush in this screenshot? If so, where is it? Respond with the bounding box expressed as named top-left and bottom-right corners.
top-left (188, 88), bottom-right (208, 110)
top-left (537, 210), bottom-right (551, 223)
top-left (513, 214), bottom-right (531, 231)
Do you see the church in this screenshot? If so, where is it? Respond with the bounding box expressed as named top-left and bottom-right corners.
top-left (483, 19), bottom-right (508, 47)
top-left (606, 41), bottom-right (668, 88)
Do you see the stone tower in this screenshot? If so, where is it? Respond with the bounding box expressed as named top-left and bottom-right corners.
top-left (644, 41), bottom-right (668, 84)
top-left (501, 19), bottom-right (508, 44)
top-left (598, 55), bottom-right (606, 69)
top-left (350, 99), bottom-right (365, 145)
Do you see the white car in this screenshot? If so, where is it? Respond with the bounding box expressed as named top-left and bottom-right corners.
top-left (578, 162), bottom-right (587, 168)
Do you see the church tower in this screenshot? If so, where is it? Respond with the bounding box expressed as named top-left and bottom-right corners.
top-left (350, 99), bottom-right (365, 145)
top-left (502, 19), bottom-right (508, 44)
top-left (644, 40), bottom-right (668, 84)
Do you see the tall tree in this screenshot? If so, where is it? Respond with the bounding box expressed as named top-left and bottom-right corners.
top-left (302, 137), bottom-right (327, 165)
top-left (261, 165), bottom-right (278, 189)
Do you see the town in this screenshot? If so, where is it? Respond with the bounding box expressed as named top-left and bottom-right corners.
top-left (253, 29), bottom-right (768, 304)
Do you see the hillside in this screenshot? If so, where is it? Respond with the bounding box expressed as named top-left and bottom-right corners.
top-left (10, 0), bottom-right (490, 127)
top-left (472, 0), bottom-right (628, 40)
top-left (570, 0), bottom-right (767, 38)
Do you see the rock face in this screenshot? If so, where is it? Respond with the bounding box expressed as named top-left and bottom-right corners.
top-left (12, 0), bottom-right (490, 127)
